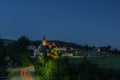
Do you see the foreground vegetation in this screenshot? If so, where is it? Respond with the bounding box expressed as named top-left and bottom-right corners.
top-left (33, 54), bottom-right (120, 80)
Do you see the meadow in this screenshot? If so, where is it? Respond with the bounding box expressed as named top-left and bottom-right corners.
top-left (68, 56), bottom-right (120, 69)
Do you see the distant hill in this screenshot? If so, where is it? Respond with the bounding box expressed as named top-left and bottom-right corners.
top-left (31, 40), bottom-right (82, 48)
top-left (3, 39), bottom-right (15, 45)
top-left (51, 40), bottom-right (82, 48)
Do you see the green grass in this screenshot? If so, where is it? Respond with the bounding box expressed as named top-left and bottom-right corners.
top-left (67, 56), bottom-right (84, 64)
top-left (87, 56), bottom-right (120, 69)
top-left (67, 56), bottom-right (120, 69)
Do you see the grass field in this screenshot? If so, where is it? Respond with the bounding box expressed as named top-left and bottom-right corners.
top-left (67, 56), bottom-right (120, 69)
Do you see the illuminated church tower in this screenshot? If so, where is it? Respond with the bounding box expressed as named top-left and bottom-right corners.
top-left (42, 36), bottom-right (47, 46)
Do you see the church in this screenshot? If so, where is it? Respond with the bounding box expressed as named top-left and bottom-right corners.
top-left (42, 36), bottom-right (56, 48)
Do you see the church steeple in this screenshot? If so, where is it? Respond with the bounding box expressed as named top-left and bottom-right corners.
top-left (42, 36), bottom-right (47, 46)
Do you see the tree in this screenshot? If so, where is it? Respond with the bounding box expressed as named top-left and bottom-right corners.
top-left (6, 36), bottom-right (31, 66)
top-left (34, 55), bottom-right (46, 75)
top-left (84, 44), bottom-right (91, 51)
top-left (0, 39), bottom-right (6, 66)
top-left (0, 38), bottom-right (8, 77)
top-left (43, 59), bottom-right (57, 80)
top-left (42, 58), bottom-right (70, 80)
top-left (17, 36), bottom-right (30, 52)
top-left (107, 45), bottom-right (111, 50)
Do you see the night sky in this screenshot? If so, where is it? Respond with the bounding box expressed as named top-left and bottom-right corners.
top-left (0, 0), bottom-right (120, 49)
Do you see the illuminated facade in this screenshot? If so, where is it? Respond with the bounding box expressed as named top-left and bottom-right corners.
top-left (42, 36), bottom-right (55, 48)
top-left (42, 36), bottom-right (47, 46)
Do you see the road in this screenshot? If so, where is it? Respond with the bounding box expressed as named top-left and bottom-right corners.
top-left (10, 66), bottom-right (36, 80)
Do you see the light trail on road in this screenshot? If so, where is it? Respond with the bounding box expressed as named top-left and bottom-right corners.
top-left (21, 66), bottom-right (32, 80)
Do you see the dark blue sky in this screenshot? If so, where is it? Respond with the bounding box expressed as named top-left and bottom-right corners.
top-left (0, 0), bottom-right (120, 49)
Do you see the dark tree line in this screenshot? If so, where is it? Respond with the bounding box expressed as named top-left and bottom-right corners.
top-left (0, 38), bottom-right (8, 77)
top-left (0, 36), bottom-right (32, 77)
top-left (6, 36), bottom-right (31, 67)
top-left (99, 45), bottom-right (120, 55)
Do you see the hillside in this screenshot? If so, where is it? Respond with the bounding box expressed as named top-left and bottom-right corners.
top-left (3, 39), bottom-right (15, 45)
